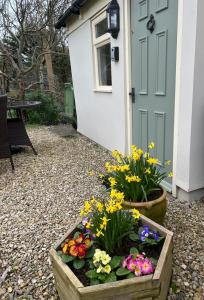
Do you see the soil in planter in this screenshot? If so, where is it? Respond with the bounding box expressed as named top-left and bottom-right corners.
top-left (68, 221), bottom-right (164, 287)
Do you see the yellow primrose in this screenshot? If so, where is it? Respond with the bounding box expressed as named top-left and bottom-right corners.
top-left (103, 264), bottom-right (111, 274)
top-left (96, 264), bottom-right (103, 273)
top-left (132, 209), bottom-right (141, 219)
top-left (168, 171), bottom-right (173, 178)
top-left (100, 252), bottom-right (111, 265)
top-left (147, 157), bottom-right (158, 165)
top-left (96, 229), bottom-right (104, 237)
top-left (148, 142), bottom-right (155, 149)
top-left (108, 177), bottom-right (117, 187)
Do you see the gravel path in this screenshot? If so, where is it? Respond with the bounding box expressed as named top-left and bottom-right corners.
top-left (0, 125), bottom-right (203, 300)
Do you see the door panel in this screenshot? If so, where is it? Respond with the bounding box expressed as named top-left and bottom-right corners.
top-left (131, 0), bottom-right (178, 190)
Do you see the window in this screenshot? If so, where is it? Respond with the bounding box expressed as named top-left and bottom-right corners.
top-left (92, 12), bottom-right (112, 91)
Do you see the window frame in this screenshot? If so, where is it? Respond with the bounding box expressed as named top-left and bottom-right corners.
top-left (92, 11), bottom-right (112, 92)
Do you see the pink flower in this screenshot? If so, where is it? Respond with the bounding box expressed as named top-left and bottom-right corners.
top-left (122, 255), bottom-right (132, 268)
top-left (134, 261), bottom-right (143, 277)
top-left (127, 259), bottom-right (137, 272)
top-left (141, 259), bottom-right (154, 275)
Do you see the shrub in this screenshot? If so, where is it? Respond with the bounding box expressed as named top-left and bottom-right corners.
top-left (25, 90), bottom-right (62, 125)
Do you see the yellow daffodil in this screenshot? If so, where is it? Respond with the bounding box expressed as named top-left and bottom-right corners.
top-left (125, 175), bottom-right (141, 183)
top-left (132, 209), bottom-right (141, 219)
top-left (112, 150), bottom-right (123, 163)
top-left (145, 168), bottom-right (151, 174)
top-left (100, 216), bottom-right (110, 227)
top-left (148, 142), bottom-right (155, 149)
top-left (84, 201), bottom-right (92, 213)
top-left (168, 171), bottom-right (173, 178)
top-left (96, 229), bottom-right (104, 237)
top-left (85, 221), bottom-right (92, 229)
top-left (88, 170), bottom-right (95, 176)
top-left (165, 160), bottom-right (171, 166)
top-left (96, 202), bottom-right (104, 213)
top-left (147, 157), bottom-right (158, 165)
top-left (108, 177), bottom-right (117, 187)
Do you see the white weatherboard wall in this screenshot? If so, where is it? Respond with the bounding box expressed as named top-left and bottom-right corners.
top-left (69, 0), bottom-right (126, 152)
top-left (175, 0), bottom-right (204, 199)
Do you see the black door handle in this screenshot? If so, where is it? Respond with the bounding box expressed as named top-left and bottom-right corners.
top-left (129, 88), bottom-right (136, 103)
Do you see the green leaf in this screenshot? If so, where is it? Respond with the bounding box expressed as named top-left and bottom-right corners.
top-left (85, 248), bottom-right (95, 259)
top-left (61, 254), bottom-right (74, 264)
top-left (116, 268), bottom-right (131, 277)
top-left (110, 256), bottom-right (122, 270)
top-left (87, 259), bottom-right (94, 269)
top-left (104, 272), bottom-right (117, 283)
top-left (73, 259), bottom-right (85, 270)
top-left (150, 257), bottom-right (158, 267)
top-left (130, 247), bottom-right (139, 256)
top-left (90, 279), bottom-right (100, 286)
top-left (85, 269), bottom-right (98, 279)
top-left (129, 232), bottom-right (139, 242)
top-left (98, 274), bottom-right (107, 281)
top-left (73, 231), bottom-right (81, 239)
top-left (126, 273), bottom-right (136, 279)
top-left (57, 251), bottom-right (63, 257)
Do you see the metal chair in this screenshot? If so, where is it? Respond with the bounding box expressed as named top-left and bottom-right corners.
top-left (0, 95), bottom-right (14, 170)
top-left (7, 112), bottom-right (37, 156)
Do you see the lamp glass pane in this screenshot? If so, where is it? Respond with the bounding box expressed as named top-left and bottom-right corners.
top-left (97, 43), bottom-right (112, 86)
top-left (95, 18), bottom-right (108, 38)
top-left (110, 9), bottom-right (117, 28)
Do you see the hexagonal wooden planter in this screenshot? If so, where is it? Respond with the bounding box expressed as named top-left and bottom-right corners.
top-left (50, 215), bottom-right (173, 300)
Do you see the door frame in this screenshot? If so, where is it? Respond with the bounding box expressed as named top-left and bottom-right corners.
top-left (124, 0), bottom-right (183, 197)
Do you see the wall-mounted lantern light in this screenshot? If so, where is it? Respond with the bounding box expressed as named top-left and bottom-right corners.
top-left (107, 0), bottom-right (120, 39)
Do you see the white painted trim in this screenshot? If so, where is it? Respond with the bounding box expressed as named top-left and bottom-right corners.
top-left (93, 88), bottom-right (112, 93)
top-left (91, 12), bottom-right (112, 91)
top-left (124, 0), bottom-right (132, 155)
top-left (172, 0), bottom-right (183, 197)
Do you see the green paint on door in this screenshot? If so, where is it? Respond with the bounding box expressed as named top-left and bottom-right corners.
top-left (131, 0), bottom-right (178, 191)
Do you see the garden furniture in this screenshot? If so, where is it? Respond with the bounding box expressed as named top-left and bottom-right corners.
top-left (7, 98), bottom-right (41, 155)
top-left (0, 95), bottom-right (14, 170)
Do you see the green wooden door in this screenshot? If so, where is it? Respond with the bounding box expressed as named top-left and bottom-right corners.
top-left (131, 0), bottom-right (178, 190)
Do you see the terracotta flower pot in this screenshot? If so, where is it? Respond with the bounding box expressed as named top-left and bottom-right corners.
top-left (122, 186), bottom-right (167, 224)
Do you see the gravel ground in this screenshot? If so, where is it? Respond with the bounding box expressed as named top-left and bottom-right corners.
top-left (0, 125), bottom-right (203, 300)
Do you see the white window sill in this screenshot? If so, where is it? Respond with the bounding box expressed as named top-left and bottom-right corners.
top-left (93, 88), bottom-right (112, 93)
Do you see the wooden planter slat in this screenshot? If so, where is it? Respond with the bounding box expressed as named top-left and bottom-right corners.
top-left (50, 216), bottom-right (173, 300)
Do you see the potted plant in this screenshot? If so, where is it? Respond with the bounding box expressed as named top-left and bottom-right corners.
top-left (98, 143), bottom-right (172, 224)
top-left (50, 192), bottom-right (173, 300)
